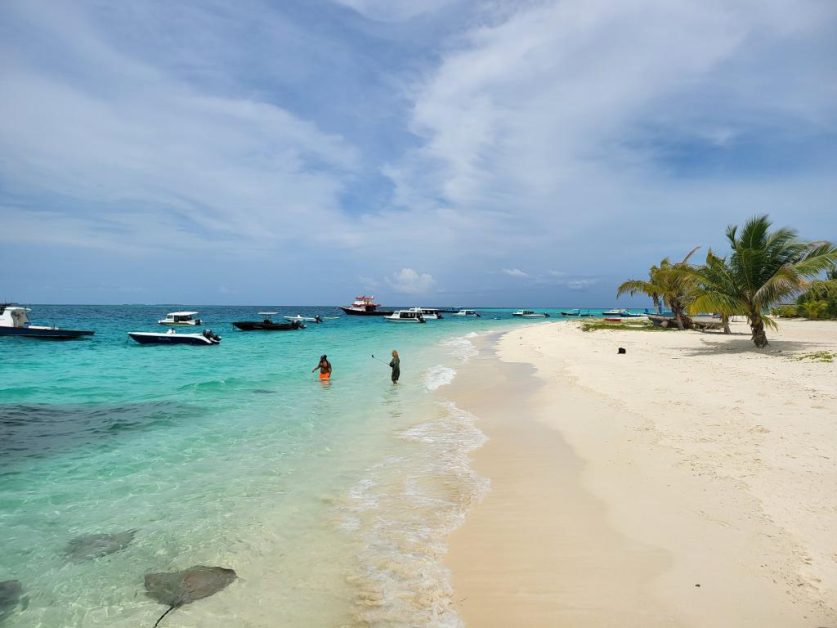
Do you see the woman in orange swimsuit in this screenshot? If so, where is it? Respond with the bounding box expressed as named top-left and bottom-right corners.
top-left (312, 355), bottom-right (332, 381)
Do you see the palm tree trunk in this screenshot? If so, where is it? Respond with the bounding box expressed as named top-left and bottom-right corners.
top-left (722, 314), bottom-right (730, 334)
top-left (749, 314), bottom-right (768, 347)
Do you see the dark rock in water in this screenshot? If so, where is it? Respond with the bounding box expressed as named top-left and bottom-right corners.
top-left (145, 566), bottom-right (236, 627)
top-left (251, 389), bottom-right (276, 394)
top-left (65, 529), bottom-right (137, 561)
top-left (0, 580), bottom-right (22, 617)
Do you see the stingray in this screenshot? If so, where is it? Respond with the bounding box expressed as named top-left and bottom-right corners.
top-left (0, 580), bottom-right (22, 620)
top-left (65, 529), bottom-right (137, 561)
top-left (144, 565), bottom-right (236, 627)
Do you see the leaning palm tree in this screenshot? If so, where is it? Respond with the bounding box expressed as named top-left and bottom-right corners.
top-left (697, 216), bottom-right (837, 347)
top-left (617, 247), bottom-right (699, 329)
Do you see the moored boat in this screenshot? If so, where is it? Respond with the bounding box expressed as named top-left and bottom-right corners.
top-left (158, 311), bottom-right (202, 326)
top-left (513, 310), bottom-right (551, 318)
top-left (384, 309), bottom-right (426, 323)
top-left (452, 309), bottom-right (481, 317)
top-left (602, 309), bottom-right (644, 318)
top-left (410, 307), bottom-right (441, 319)
top-left (561, 309), bottom-right (582, 316)
top-left (283, 314), bottom-right (322, 324)
top-left (233, 313), bottom-right (304, 331)
top-left (128, 329), bottom-right (221, 345)
top-left (0, 304), bottom-right (95, 340)
top-left (340, 296), bottom-right (394, 316)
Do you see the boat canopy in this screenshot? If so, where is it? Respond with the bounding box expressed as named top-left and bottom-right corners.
top-left (258, 312), bottom-right (278, 315)
top-left (166, 311), bottom-right (199, 316)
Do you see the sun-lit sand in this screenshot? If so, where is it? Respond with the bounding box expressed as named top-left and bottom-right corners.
top-left (446, 319), bottom-right (837, 627)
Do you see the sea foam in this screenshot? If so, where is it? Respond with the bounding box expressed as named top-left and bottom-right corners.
top-left (339, 401), bottom-right (488, 627)
top-left (423, 365), bottom-right (456, 391)
top-left (440, 335), bottom-right (478, 362)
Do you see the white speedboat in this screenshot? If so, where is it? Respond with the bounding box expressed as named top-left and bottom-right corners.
top-left (129, 329), bottom-right (221, 345)
top-left (512, 310), bottom-right (551, 318)
top-left (384, 309), bottom-right (426, 323)
top-left (602, 309), bottom-right (644, 318)
top-left (158, 311), bottom-right (202, 326)
top-left (284, 314), bottom-right (322, 324)
top-left (452, 309), bottom-right (481, 317)
top-left (0, 304), bottom-right (95, 339)
top-left (408, 307), bottom-right (441, 320)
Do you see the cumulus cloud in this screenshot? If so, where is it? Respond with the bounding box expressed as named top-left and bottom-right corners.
top-left (387, 268), bottom-right (436, 294)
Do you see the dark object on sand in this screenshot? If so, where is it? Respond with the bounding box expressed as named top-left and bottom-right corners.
top-left (0, 580), bottom-right (22, 618)
top-left (618, 347), bottom-right (626, 354)
top-left (66, 530), bottom-right (137, 561)
top-left (145, 565), bottom-right (237, 627)
top-left (65, 530), bottom-right (137, 561)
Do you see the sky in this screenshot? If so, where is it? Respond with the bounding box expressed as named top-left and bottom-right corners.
top-left (1, 0), bottom-right (835, 307)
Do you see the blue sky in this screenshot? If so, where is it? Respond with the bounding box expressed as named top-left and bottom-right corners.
top-left (1, 0), bottom-right (835, 306)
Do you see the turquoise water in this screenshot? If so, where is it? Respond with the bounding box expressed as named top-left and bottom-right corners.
top-left (0, 305), bottom-right (599, 626)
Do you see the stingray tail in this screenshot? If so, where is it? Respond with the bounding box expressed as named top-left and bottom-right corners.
top-left (152, 605), bottom-right (176, 628)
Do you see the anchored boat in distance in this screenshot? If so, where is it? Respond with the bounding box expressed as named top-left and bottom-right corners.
top-left (158, 311), bottom-right (203, 326)
top-left (233, 312), bottom-right (304, 331)
top-left (340, 296), bottom-right (394, 316)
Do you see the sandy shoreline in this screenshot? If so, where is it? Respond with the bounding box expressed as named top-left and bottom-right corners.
top-left (446, 319), bottom-right (837, 627)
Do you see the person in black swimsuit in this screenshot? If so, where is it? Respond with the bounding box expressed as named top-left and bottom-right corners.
top-left (389, 350), bottom-right (400, 384)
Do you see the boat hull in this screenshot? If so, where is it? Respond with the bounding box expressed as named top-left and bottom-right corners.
top-left (0, 327), bottom-right (94, 340)
top-left (233, 321), bottom-right (302, 331)
top-left (128, 332), bottom-right (219, 345)
top-left (340, 307), bottom-right (394, 316)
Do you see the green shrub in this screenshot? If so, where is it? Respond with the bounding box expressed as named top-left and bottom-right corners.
top-left (772, 304), bottom-right (799, 318)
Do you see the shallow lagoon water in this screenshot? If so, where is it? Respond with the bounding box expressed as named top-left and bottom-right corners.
top-left (0, 305), bottom-right (559, 626)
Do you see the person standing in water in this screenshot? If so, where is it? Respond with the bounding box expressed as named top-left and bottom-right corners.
top-left (312, 354), bottom-right (332, 381)
top-left (389, 350), bottom-right (400, 384)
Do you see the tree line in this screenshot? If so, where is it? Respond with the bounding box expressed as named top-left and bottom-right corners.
top-left (617, 215), bottom-right (837, 347)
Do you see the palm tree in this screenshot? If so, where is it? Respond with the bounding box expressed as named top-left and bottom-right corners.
top-left (617, 248), bottom-right (699, 329)
top-left (692, 216), bottom-right (837, 347)
top-left (685, 251), bottom-right (738, 333)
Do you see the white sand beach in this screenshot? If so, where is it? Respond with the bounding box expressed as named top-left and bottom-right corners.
top-left (446, 319), bottom-right (837, 627)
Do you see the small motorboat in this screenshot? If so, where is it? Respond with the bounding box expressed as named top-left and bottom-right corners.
top-left (452, 309), bottom-right (481, 317)
top-left (384, 309), bottom-right (426, 323)
top-left (283, 314), bottom-right (322, 324)
top-left (512, 310), bottom-right (551, 318)
top-left (158, 311), bottom-right (202, 326)
top-left (602, 309), bottom-right (644, 318)
top-left (233, 313), bottom-right (304, 331)
top-left (129, 329), bottom-right (221, 345)
top-left (0, 304), bottom-right (95, 339)
top-left (561, 309), bottom-right (582, 316)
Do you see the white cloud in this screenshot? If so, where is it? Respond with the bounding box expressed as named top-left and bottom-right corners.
top-left (0, 2), bottom-right (359, 256)
top-left (566, 279), bottom-right (599, 291)
top-left (333, 0), bottom-right (459, 22)
top-left (382, 0), bottom-right (837, 270)
top-left (502, 268), bottom-right (528, 278)
top-left (387, 268), bottom-right (436, 294)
